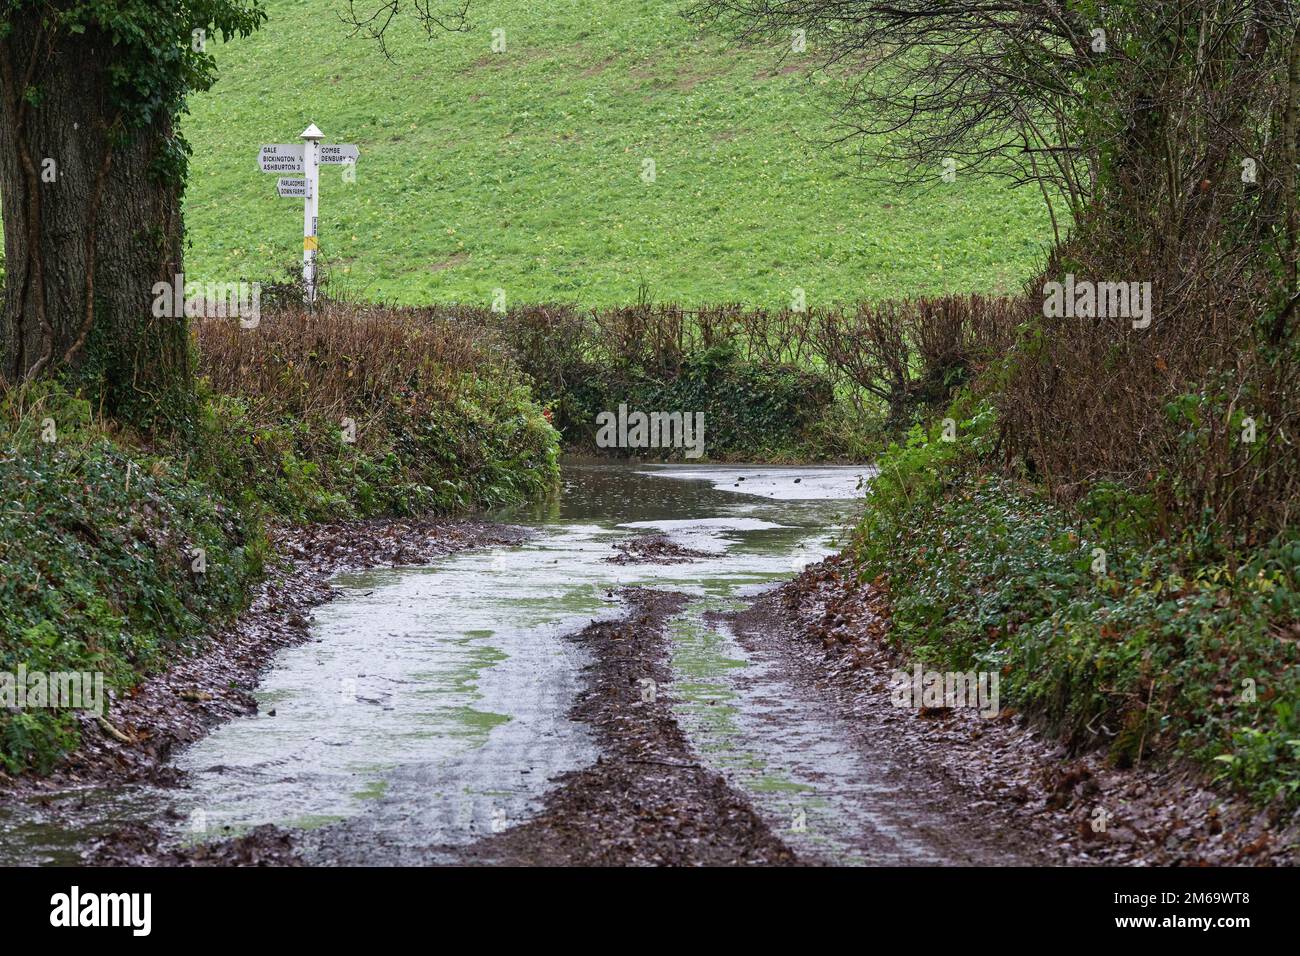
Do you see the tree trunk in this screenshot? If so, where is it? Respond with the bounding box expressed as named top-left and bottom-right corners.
top-left (1284, 26), bottom-right (1300, 310)
top-left (1270, 22), bottom-right (1300, 346)
top-left (0, 11), bottom-right (193, 429)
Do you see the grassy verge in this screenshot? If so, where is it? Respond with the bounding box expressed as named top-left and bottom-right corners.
top-left (0, 384), bottom-right (264, 772)
top-left (0, 305), bottom-right (559, 774)
top-left (853, 402), bottom-right (1300, 808)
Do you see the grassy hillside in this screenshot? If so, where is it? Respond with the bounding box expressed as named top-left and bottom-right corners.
top-left (181, 0), bottom-right (1053, 307)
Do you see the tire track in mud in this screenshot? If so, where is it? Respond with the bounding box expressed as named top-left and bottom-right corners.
top-left (448, 588), bottom-right (798, 866)
top-left (712, 592), bottom-right (1056, 865)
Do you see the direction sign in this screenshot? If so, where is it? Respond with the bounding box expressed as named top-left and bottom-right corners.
top-left (318, 144), bottom-right (359, 165)
top-left (258, 144), bottom-right (304, 173)
top-left (277, 177), bottom-right (312, 198)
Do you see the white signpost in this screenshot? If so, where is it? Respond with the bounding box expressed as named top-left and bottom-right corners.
top-left (257, 125), bottom-right (358, 304)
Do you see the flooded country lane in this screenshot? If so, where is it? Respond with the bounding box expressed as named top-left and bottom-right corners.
top-left (0, 463), bottom-right (1060, 866)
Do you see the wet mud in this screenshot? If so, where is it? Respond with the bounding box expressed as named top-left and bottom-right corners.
top-left (604, 532), bottom-right (714, 565)
top-left (451, 588), bottom-right (797, 866)
top-left (740, 555), bottom-right (1299, 866)
top-left (7, 464), bottom-right (1286, 868)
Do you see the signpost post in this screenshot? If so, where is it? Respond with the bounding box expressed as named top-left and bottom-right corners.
top-left (257, 125), bottom-right (358, 305)
top-left (300, 124), bottom-right (321, 306)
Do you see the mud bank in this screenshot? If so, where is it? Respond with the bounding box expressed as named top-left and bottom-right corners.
top-left (738, 556), bottom-right (1299, 866)
top-left (452, 587), bottom-right (798, 866)
top-left (1, 519), bottom-right (527, 800)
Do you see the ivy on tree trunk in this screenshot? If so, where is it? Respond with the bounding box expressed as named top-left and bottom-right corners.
top-left (0, 0), bottom-right (267, 431)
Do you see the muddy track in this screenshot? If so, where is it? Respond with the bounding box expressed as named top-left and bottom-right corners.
top-left (25, 502), bottom-right (1286, 868)
top-left (453, 588), bottom-right (797, 866)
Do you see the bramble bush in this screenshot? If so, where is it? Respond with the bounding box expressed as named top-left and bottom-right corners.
top-left (193, 303), bottom-right (560, 519)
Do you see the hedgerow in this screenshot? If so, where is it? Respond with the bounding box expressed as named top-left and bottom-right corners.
top-left (853, 401), bottom-right (1300, 807)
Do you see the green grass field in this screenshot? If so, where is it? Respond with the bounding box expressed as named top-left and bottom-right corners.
top-left (182, 0), bottom-right (1053, 307)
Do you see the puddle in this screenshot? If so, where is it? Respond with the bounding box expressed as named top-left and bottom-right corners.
top-left (647, 465), bottom-right (874, 501)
